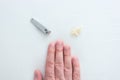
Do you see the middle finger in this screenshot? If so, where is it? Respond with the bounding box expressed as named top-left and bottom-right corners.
top-left (55, 40), bottom-right (64, 80)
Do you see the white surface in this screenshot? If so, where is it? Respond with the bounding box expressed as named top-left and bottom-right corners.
top-left (0, 0), bottom-right (119, 80)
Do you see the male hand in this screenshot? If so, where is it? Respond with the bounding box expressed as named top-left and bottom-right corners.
top-left (34, 40), bottom-right (80, 80)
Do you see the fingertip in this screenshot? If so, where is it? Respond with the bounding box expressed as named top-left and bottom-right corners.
top-left (48, 42), bottom-right (55, 53)
top-left (72, 56), bottom-right (80, 80)
top-left (48, 41), bottom-right (55, 47)
top-left (56, 39), bottom-right (63, 42)
top-left (34, 70), bottom-right (42, 80)
top-left (64, 44), bottom-right (71, 56)
top-left (56, 40), bottom-right (64, 45)
top-left (64, 44), bottom-right (71, 50)
top-left (72, 56), bottom-right (78, 61)
top-left (55, 40), bottom-right (64, 51)
top-left (72, 56), bottom-right (79, 67)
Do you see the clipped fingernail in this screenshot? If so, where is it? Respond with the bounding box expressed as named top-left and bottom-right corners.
top-left (64, 44), bottom-right (70, 50)
top-left (49, 42), bottom-right (55, 47)
top-left (72, 56), bottom-right (79, 66)
top-left (56, 40), bottom-right (63, 46)
top-left (72, 56), bottom-right (78, 61)
top-left (56, 40), bottom-right (63, 50)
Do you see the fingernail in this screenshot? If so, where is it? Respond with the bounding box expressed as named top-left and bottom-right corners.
top-left (49, 42), bottom-right (55, 47)
top-left (72, 56), bottom-right (79, 66)
top-left (56, 40), bottom-right (63, 46)
top-left (64, 44), bottom-right (70, 50)
top-left (56, 40), bottom-right (63, 51)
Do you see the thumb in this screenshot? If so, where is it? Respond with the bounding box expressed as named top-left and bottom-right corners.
top-left (34, 70), bottom-right (42, 80)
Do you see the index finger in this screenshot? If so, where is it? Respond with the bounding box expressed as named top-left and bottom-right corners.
top-left (45, 42), bottom-right (55, 80)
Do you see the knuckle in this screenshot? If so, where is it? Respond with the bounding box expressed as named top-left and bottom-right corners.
top-left (45, 71), bottom-right (55, 80)
top-left (56, 49), bottom-right (63, 53)
top-left (55, 62), bottom-right (63, 68)
top-left (45, 77), bottom-right (55, 80)
top-left (46, 60), bottom-right (54, 68)
top-left (64, 67), bottom-right (72, 73)
top-left (73, 71), bottom-right (80, 79)
top-left (55, 77), bottom-right (65, 80)
top-left (55, 63), bottom-right (64, 71)
top-left (56, 47), bottom-right (63, 52)
top-left (65, 64), bottom-right (72, 70)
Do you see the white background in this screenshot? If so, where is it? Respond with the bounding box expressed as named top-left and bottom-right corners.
top-left (0, 0), bottom-right (119, 80)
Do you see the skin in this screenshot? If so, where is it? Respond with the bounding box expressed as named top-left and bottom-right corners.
top-left (34, 40), bottom-right (80, 80)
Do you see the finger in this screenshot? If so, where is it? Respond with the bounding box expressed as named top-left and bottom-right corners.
top-left (64, 44), bottom-right (72, 80)
top-left (72, 57), bottom-right (80, 80)
top-left (45, 42), bottom-right (55, 80)
top-left (34, 70), bottom-right (42, 80)
top-left (55, 40), bottom-right (64, 80)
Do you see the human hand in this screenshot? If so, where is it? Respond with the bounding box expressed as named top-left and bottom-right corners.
top-left (34, 40), bottom-right (80, 80)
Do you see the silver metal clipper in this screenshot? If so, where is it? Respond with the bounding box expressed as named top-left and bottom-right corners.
top-left (31, 18), bottom-right (51, 35)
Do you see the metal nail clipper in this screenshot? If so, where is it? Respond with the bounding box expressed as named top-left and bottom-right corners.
top-left (31, 18), bottom-right (51, 35)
